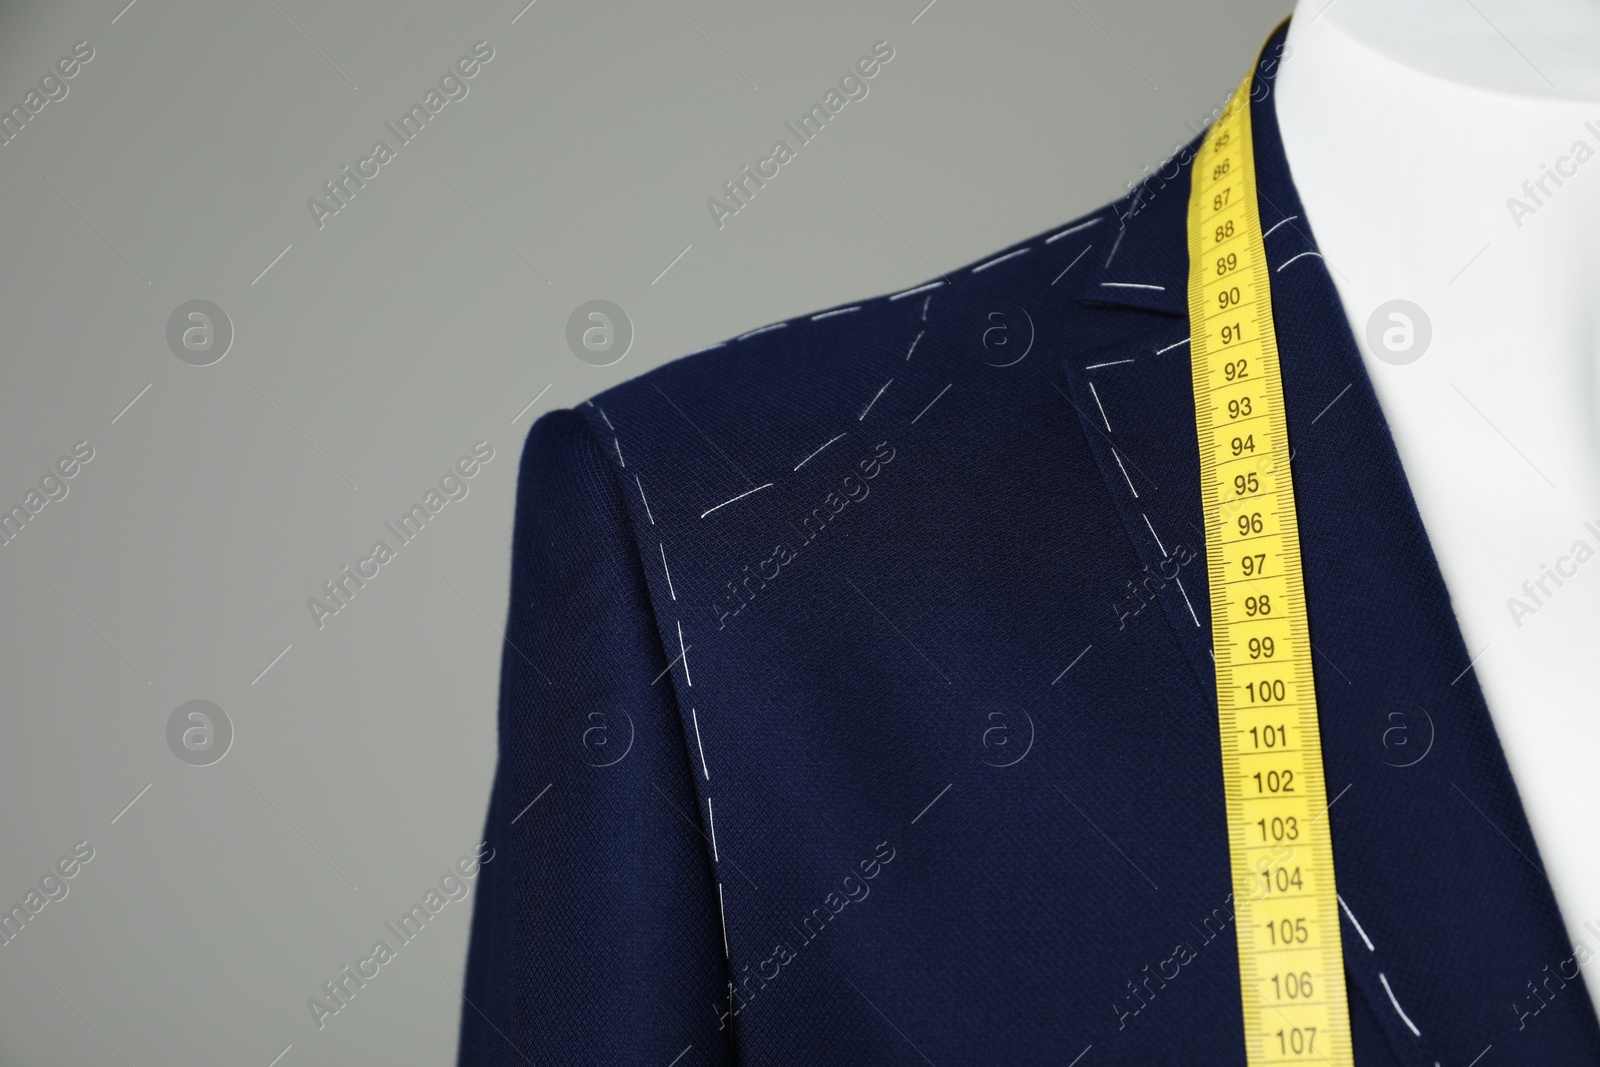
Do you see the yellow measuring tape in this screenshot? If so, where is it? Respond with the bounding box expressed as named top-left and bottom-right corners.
top-left (1186, 63), bottom-right (1354, 1065)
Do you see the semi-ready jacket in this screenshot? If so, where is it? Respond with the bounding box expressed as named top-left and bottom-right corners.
top-left (458, 23), bottom-right (1600, 1066)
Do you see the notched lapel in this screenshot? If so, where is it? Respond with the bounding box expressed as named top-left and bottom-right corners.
top-left (1058, 326), bottom-right (1217, 697)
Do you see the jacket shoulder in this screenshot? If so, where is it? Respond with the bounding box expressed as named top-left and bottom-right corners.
top-left (572, 205), bottom-right (1130, 485)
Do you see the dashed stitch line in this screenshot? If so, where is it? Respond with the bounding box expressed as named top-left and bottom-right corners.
top-left (1088, 381), bottom-right (1111, 432)
top-left (706, 796), bottom-right (719, 861)
top-left (972, 247), bottom-right (1031, 273)
top-left (1052, 245), bottom-right (1093, 286)
top-left (921, 293), bottom-right (933, 321)
top-left (1337, 893), bottom-right (1375, 952)
top-left (1104, 223), bottom-right (1128, 268)
top-left (812, 306), bottom-right (862, 321)
top-left (1120, 186), bottom-right (1146, 221)
top-left (613, 438), bottom-right (626, 467)
top-left (1101, 281), bottom-right (1165, 291)
top-left (635, 474), bottom-right (654, 525)
top-left (700, 483), bottom-right (774, 518)
top-left (1378, 972), bottom-right (1422, 1038)
top-left (904, 329), bottom-right (924, 361)
top-left (1111, 448), bottom-right (1138, 498)
top-left (1262, 215), bottom-right (1298, 238)
top-left (737, 322), bottom-right (788, 341)
top-left (1174, 577), bottom-right (1201, 628)
top-left (692, 707), bottom-right (711, 780)
top-left (859, 378), bottom-right (893, 421)
top-left (593, 403), bottom-right (615, 431)
top-left (659, 543), bottom-right (677, 600)
top-left (795, 432), bottom-right (846, 471)
top-left (1141, 512), bottom-right (1166, 557)
top-left (1276, 250), bottom-right (1323, 272)
top-left (676, 619), bottom-right (693, 687)
top-left (1084, 358), bottom-right (1135, 370)
top-left (716, 883), bottom-right (729, 957)
top-left (686, 341), bottom-right (727, 356)
top-left (606, 413), bottom-right (717, 908)
top-left (1046, 217), bottom-right (1103, 243)
top-left (1155, 336), bottom-right (1191, 355)
top-left (889, 280), bottom-right (943, 302)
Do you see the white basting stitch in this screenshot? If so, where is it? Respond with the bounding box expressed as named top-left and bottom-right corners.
top-left (1378, 972), bottom-right (1422, 1038)
top-left (594, 404), bottom-right (615, 431)
top-left (921, 293), bottom-right (933, 321)
top-left (613, 438), bottom-right (626, 468)
top-left (794, 432), bottom-right (846, 471)
top-left (1155, 336), bottom-right (1191, 356)
top-left (1101, 282), bottom-right (1165, 291)
top-left (659, 543), bottom-right (676, 600)
top-left (1262, 215), bottom-right (1298, 238)
top-left (1111, 448), bottom-right (1139, 499)
top-left (635, 474), bottom-right (654, 525)
top-left (677, 619), bottom-right (693, 687)
top-left (1174, 577), bottom-right (1201, 628)
top-left (972, 247), bottom-right (1031, 273)
top-left (1337, 894), bottom-right (1376, 952)
top-left (1084, 358), bottom-right (1135, 370)
top-left (1103, 224), bottom-right (1128, 267)
top-left (700, 483), bottom-right (774, 519)
top-left (737, 322), bottom-right (788, 341)
top-left (686, 342), bottom-right (727, 356)
top-left (859, 378), bottom-right (893, 421)
top-left (905, 329), bottom-right (925, 361)
top-left (1088, 381), bottom-right (1111, 432)
top-left (889, 280), bottom-right (944, 302)
top-left (812, 305), bottom-right (862, 321)
top-left (706, 796), bottom-right (719, 861)
top-left (1051, 244), bottom-right (1092, 286)
top-left (1141, 513), bottom-right (1166, 557)
top-left (1276, 251), bottom-right (1323, 272)
top-left (691, 707), bottom-right (711, 780)
top-left (716, 883), bottom-right (729, 957)
top-left (1046, 217), bottom-right (1104, 243)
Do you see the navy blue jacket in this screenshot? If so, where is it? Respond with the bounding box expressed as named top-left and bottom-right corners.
top-left (459, 24), bottom-right (1600, 1066)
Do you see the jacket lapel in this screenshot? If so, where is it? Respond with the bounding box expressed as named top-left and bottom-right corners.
top-left (1057, 170), bottom-right (1219, 695)
top-left (1059, 320), bottom-right (1216, 694)
top-left (1055, 17), bottom-right (1600, 1062)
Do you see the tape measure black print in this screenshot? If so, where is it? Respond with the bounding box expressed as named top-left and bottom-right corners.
top-left (1186, 60), bottom-right (1354, 1066)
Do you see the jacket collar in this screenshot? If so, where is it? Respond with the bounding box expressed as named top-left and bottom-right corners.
top-left (1053, 27), bottom-right (1493, 1059)
top-left (1066, 177), bottom-right (1190, 318)
top-left (1056, 21), bottom-right (1316, 691)
top-left (1068, 21), bottom-right (1302, 320)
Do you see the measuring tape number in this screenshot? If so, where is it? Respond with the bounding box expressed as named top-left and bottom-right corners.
top-left (1186, 59), bottom-right (1355, 1066)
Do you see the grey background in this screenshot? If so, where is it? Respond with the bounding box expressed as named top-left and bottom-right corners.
top-left (0, 0), bottom-right (1291, 1063)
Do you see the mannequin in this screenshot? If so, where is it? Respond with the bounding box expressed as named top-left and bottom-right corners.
top-left (1277, 0), bottom-right (1600, 1013)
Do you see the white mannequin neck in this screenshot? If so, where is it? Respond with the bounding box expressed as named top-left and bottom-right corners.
top-left (1277, 0), bottom-right (1600, 1007)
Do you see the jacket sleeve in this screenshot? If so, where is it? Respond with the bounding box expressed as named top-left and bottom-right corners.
top-left (458, 409), bottom-right (734, 1066)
